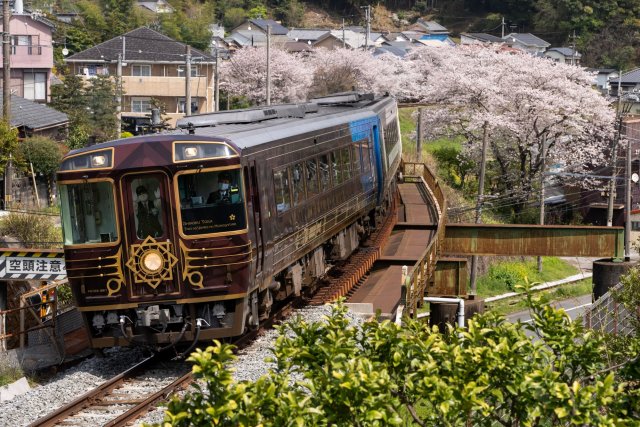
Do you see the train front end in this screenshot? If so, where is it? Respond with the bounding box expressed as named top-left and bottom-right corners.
top-left (57, 136), bottom-right (253, 349)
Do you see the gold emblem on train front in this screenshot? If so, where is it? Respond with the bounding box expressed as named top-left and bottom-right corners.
top-left (126, 236), bottom-right (178, 289)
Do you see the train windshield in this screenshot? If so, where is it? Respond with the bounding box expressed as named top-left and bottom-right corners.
top-left (59, 181), bottom-right (118, 245)
top-left (177, 168), bottom-right (247, 236)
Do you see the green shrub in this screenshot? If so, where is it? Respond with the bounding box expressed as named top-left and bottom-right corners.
top-left (0, 213), bottom-right (62, 248)
top-left (18, 136), bottom-right (65, 176)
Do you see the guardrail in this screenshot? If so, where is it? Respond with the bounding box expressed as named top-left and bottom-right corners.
top-left (401, 161), bottom-right (447, 318)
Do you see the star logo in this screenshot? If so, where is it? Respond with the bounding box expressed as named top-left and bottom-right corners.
top-left (229, 214), bottom-right (236, 221)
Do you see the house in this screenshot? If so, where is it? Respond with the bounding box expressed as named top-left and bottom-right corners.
top-left (502, 33), bottom-right (550, 54)
top-left (544, 47), bottom-right (581, 65)
top-left (417, 34), bottom-right (456, 47)
top-left (288, 29), bottom-right (330, 45)
top-left (460, 33), bottom-right (504, 45)
top-left (0, 1), bottom-right (55, 103)
top-left (0, 94), bottom-right (68, 139)
top-left (408, 19), bottom-right (449, 35)
top-left (65, 27), bottom-right (216, 129)
top-left (586, 68), bottom-right (618, 94)
top-left (136, 0), bottom-right (174, 14)
top-left (230, 19), bottom-right (289, 48)
top-left (609, 69), bottom-right (640, 115)
top-left (313, 29), bottom-right (380, 50)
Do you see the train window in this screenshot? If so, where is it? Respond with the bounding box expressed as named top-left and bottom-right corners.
top-left (319, 154), bottom-right (331, 192)
top-left (331, 151), bottom-right (342, 185)
top-left (59, 181), bottom-right (118, 245)
top-left (273, 169), bottom-right (291, 213)
top-left (362, 141), bottom-right (371, 171)
top-left (291, 163), bottom-right (306, 207)
top-left (130, 177), bottom-right (165, 239)
top-left (351, 144), bottom-right (360, 173)
top-left (341, 147), bottom-right (351, 181)
top-left (305, 159), bottom-right (319, 197)
top-left (177, 168), bottom-right (246, 236)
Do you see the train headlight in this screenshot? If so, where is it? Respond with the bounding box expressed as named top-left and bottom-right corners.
top-left (141, 250), bottom-right (163, 274)
top-left (183, 147), bottom-right (198, 158)
top-left (91, 154), bottom-right (107, 167)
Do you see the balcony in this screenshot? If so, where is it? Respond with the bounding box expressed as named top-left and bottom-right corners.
top-left (121, 76), bottom-right (210, 98)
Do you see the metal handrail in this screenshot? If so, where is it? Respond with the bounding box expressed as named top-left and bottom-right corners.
top-left (401, 161), bottom-right (447, 318)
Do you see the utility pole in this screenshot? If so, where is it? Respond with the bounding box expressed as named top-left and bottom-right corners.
top-left (3, 0), bottom-right (11, 122)
top-left (607, 73), bottom-right (623, 227)
top-left (266, 24), bottom-right (271, 106)
top-left (362, 5), bottom-right (371, 50)
top-left (214, 48), bottom-right (219, 112)
top-left (570, 30), bottom-right (577, 65)
top-left (185, 45), bottom-right (191, 116)
top-left (538, 136), bottom-right (547, 272)
top-left (501, 16), bottom-right (505, 38)
top-left (116, 37), bottom-right (123, 137)
top-left (469, 121), bottom-right (489, 295)
top-left (625, 115), bottom-right (632, 260)
top-left (416, 108), bottom-right (424, 162)
top-left (342, 18), bottom-right (346, 48)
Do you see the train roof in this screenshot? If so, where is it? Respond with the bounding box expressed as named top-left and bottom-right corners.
top-left (65, 93), bottom-right (395, 158)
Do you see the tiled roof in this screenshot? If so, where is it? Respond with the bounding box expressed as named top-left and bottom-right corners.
top-left (65, 27), bottom-right (214, 63)
top-left (373, 46), bottom-right (408, 58)
top-left (288, 29), bottom-right (330, 41)
top-left (462, 33), bottom-right (503, 43)
top-left (610, 68), bottom-right (640, 84)
top-left (0, 95), bottom-right (68, 131)
top-left (546, 47), bottom-right (581, 58)
top-left (249, 19), bottom-right (289, 35)
top-left (504, 33), bottom-right (550, 48)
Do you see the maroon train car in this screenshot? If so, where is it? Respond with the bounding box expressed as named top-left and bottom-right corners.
top-left (57, 93), bottom-right (401, 349)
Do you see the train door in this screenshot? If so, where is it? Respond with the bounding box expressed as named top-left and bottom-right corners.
top-left (121, 172), bottom-right (179, 297)
top-left (245, 163), bottom-right (265, 288)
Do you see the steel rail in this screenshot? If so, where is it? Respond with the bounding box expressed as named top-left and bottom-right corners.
top-left (28, 355), bottom-right (158, 427)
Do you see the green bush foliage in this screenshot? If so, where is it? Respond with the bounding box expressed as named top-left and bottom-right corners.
top-left (153, 295), bottom-right (639, 426)
top-left (0, 213), bottom-right (62, 249)
top-left (18, 137), bottom-right (65, 176)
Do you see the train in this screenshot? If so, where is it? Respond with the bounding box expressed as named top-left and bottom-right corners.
top-left (57, 92), bottom-right (402, 349)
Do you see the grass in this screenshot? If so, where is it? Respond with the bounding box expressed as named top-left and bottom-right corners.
top-left (485, 278), bottom-right (593, 317)
top-left (476, 257), bottom-right (579, 298)
top-left (0, 364), bottom-right (24, 388)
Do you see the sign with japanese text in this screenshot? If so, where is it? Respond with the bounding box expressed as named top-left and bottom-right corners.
top-left (0, 250), bottom-right (66, 280)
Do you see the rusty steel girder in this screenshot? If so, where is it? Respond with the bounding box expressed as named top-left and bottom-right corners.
top-left (443, 224), bottom-right (624, 258)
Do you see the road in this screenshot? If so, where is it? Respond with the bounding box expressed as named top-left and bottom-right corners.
top-left (506, 294), bottom-right (593, 324)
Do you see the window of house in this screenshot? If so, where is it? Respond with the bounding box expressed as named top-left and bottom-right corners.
top-left (132, 65), bottom-right (151, 77)
top-left (24, 72), bottom-right (46, 101)
top-left (177, 66), bottom-right (199, 77)
top-left (131, 97), bottom-right (151, 113)
top-left (633, 221), bottom-right (640, 231)
top-left (177, 97), bottom-right (200, 114)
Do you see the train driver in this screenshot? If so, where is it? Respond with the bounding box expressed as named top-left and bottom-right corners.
top-left (207, 171), bottom-right (240, 204)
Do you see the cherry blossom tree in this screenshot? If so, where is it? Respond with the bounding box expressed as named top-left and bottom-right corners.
top-left (219, 47), bottom-right (312, 105)
top-left (405, 45), bottom-right (615, 214)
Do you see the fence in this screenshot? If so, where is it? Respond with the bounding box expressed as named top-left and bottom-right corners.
top-left (583, 283), bottom-right (636, 336)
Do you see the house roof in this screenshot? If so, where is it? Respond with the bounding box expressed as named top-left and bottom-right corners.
top-left (324, 30), bottom-right (372, 49)
top-left (232, 31), bottom-right (267, 46)
top-left (0, 94), bottom-right (68, 131)
top-left (65, 27), bottom-right (215, 63)
top-left (462, 33), bottom-right (504, 43)
top-left (503, 33), bottom-right (550, 48)
top-left (382, 32), bottom-right (409, 42)
top-left (283, 41), bottom-right (313, 53)
top-left (248, 19), bottom-right (289, 35)
top-left (546, 47), bottom-right (581, 58)
top-left (412, 19), bottom-right (449, 33)
top-left (610, 68), bottom-right (640, 84)
top-left (288, 29), bottom-right (330, 42)
top-left (373, 46), bottom-right (408, 58)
